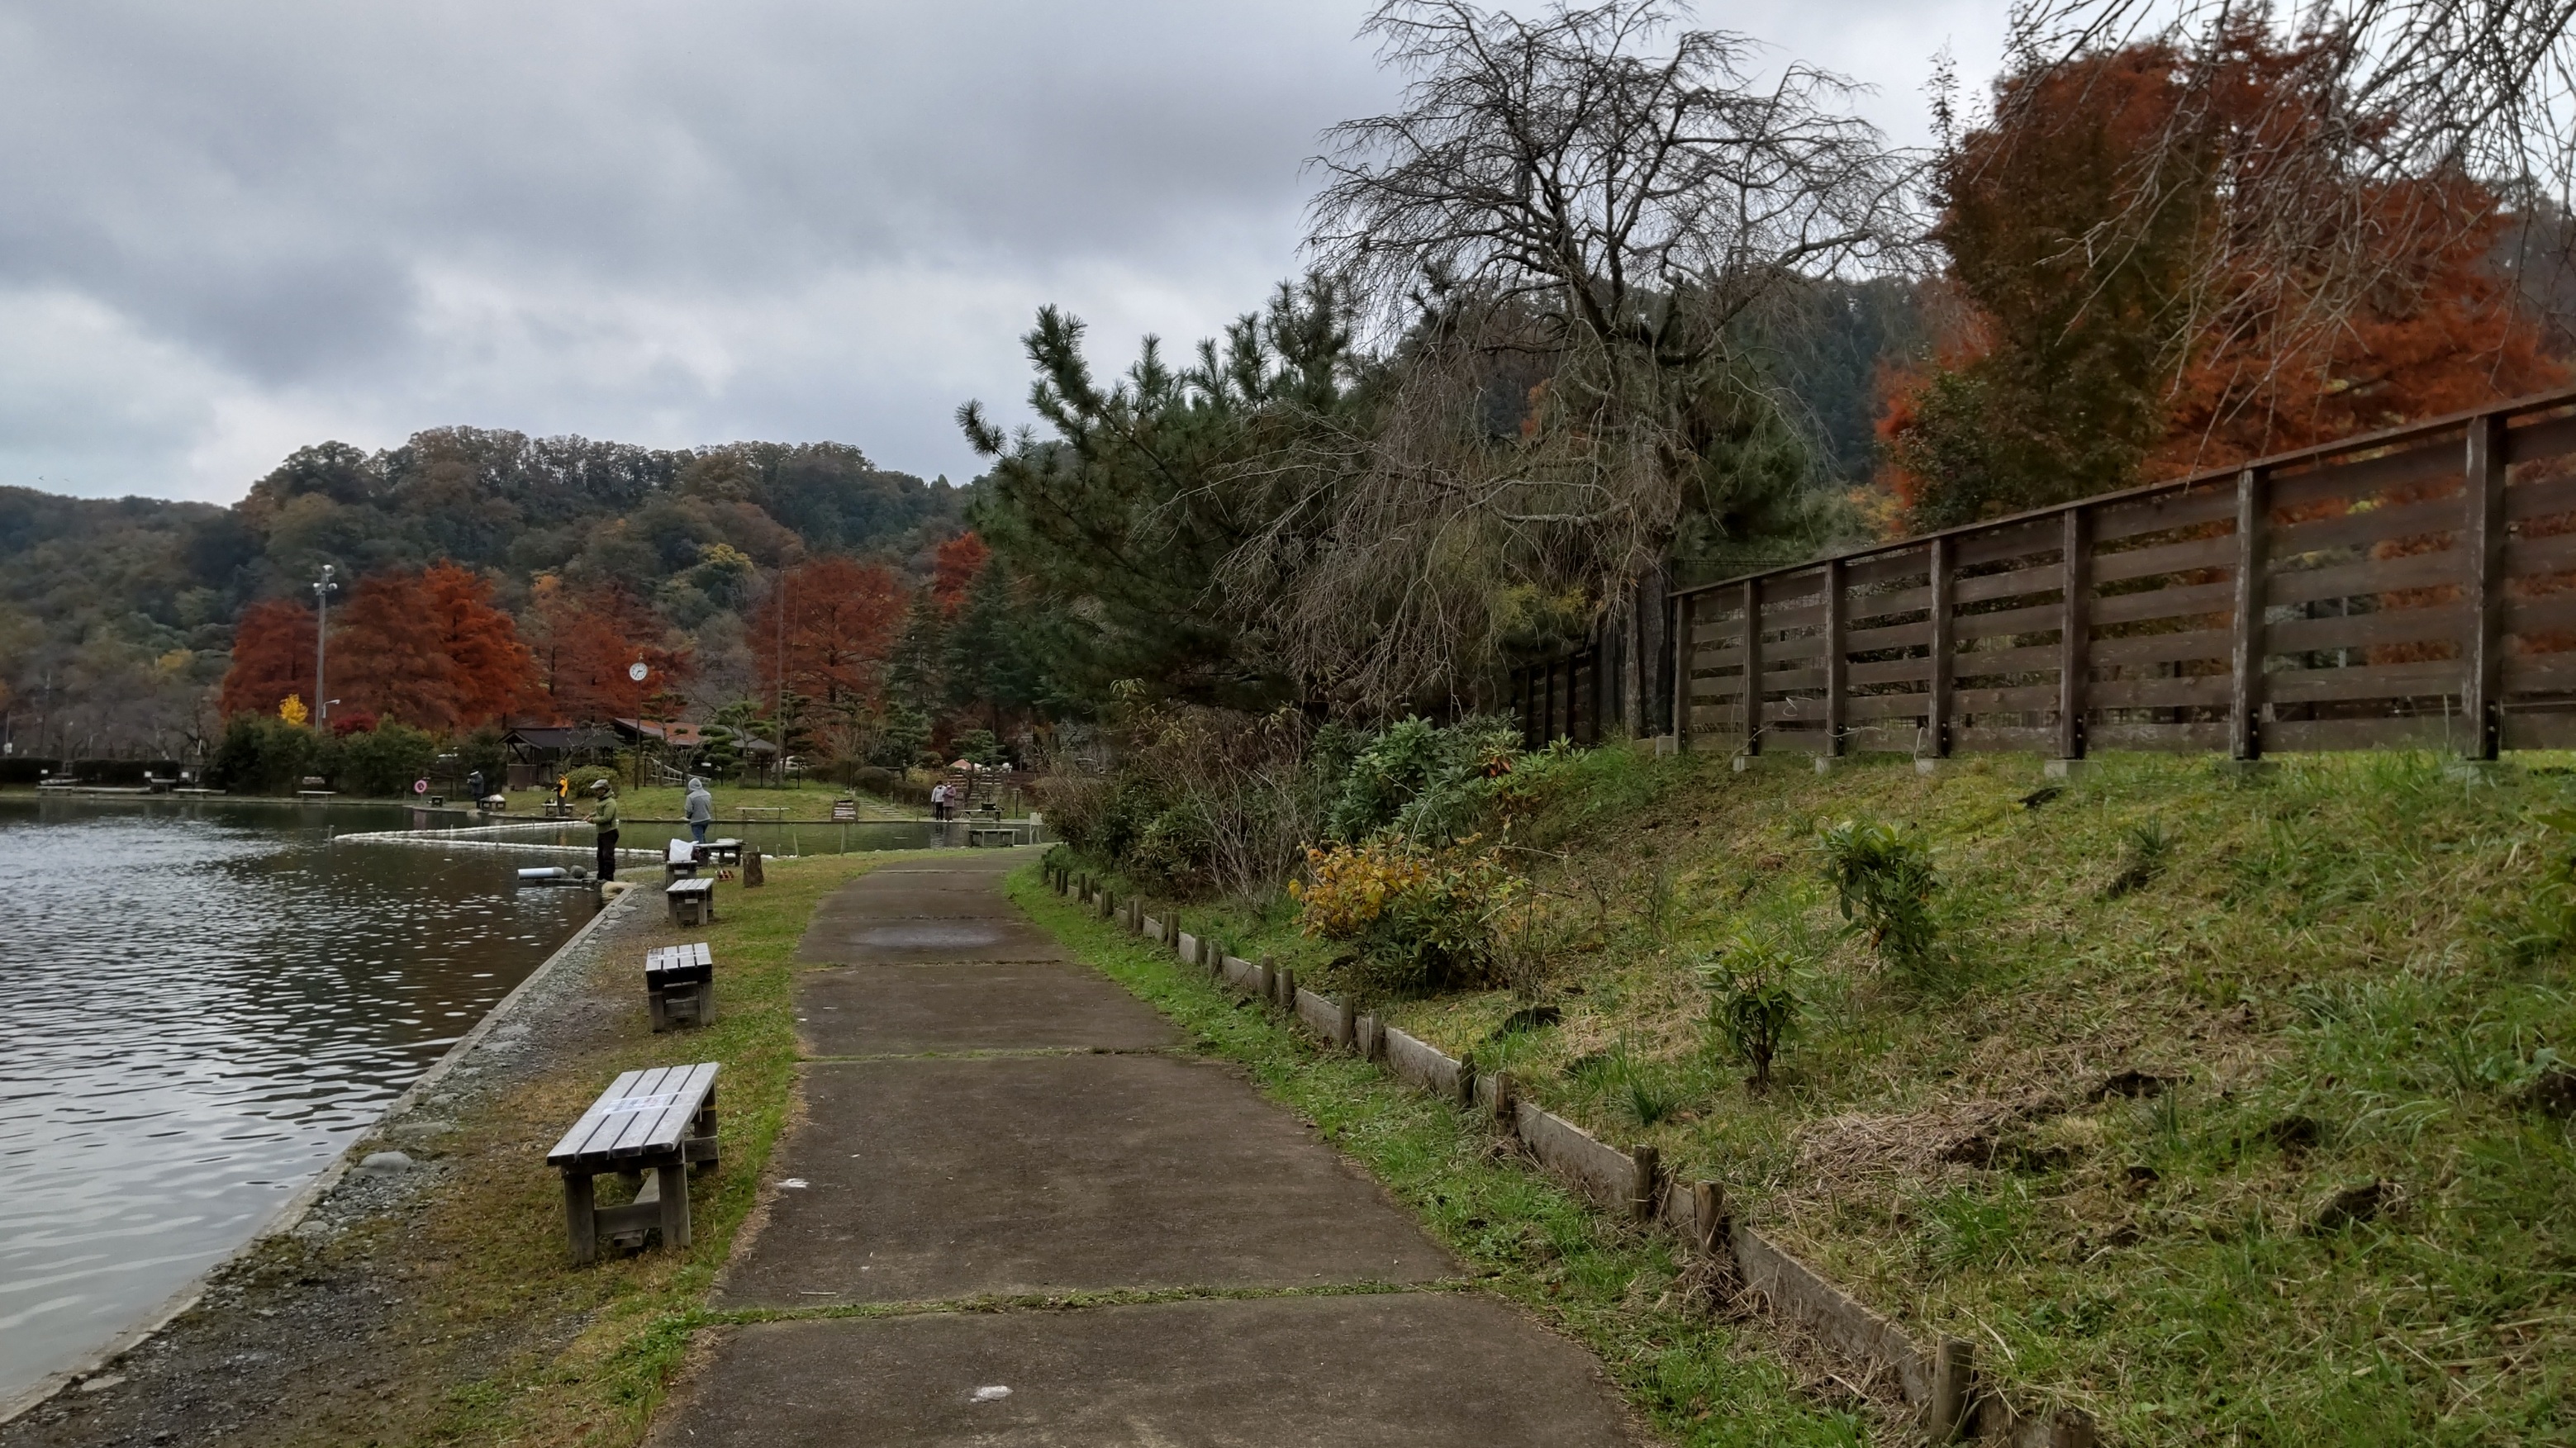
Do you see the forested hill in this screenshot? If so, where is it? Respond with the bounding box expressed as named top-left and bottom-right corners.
top-left (0, 426), bottom-right (962, 757)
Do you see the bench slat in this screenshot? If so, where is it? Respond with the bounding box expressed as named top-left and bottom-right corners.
top-left (593, 1063), bottom-right (687, 1161)
top-left (547, 1061), bottom-right (718, 1167)
top-left (547, 1066), bottom-right (651, 1164)
top-left (605, 1062), bottom-right (701, 1159)
top-left (611, 1061), bottom-right (719, 1161)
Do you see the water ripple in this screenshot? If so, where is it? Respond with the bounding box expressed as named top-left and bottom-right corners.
top-left (0, 799), bottom-right (590, 1402)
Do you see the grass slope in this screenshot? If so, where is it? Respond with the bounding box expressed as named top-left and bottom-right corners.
top-left (1107, 748), bottom-right (2576, 1448)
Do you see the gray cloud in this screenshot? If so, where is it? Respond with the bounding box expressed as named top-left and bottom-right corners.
top-left (0, 0), bottom-right (1999, 501)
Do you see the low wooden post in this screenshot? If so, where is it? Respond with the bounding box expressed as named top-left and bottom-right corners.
top-left (1631, 1144), bottom-right (1660, 1222)
top-left (1928, 1335), bottom-right (1976, 1444)
top-left (1335, 995), bottom-right (1358, 1049)
top-left (2465, 411), bottom-right (2509, 759)
top-left (656, 1161), bottom-right (691, 1249)
top-left (1276, 966), bottom-right (1297, 1010)
top-left (563, 1172), bottom-right (598, 1265)
top-left (1690, 1180), bottom-right (1728, 1256)
top-left (743, 847), bottom-right (764, 888)
top-left (1490, 1070), bottom-right (1514, 1126)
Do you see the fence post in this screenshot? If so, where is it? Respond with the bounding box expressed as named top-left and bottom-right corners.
top-left (2056, 506), bottom-right (2092, 761)
top-left (1927, 537), bottom-right (1956, 757)
top-left (1822, 558), bottom-right (1847, 757)
top-left (1742, 577), bottom-right (1765, 755)
top-left (1672, 590), bottom-right (1694, 753)
top-left (2229, 466), bottom-right (2270, 760)
top-left (2465, 411), bottom-right (2509, 760)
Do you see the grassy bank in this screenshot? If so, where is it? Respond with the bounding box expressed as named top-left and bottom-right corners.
top-left (1081, 747), bottom-right (2576, 1446)
top-left (1005, 865), bottom-right (1880, 1448)
top-left (492, 781), bottom-right (915, 822)
top-left (290, 854), bottom-right (863, 1447)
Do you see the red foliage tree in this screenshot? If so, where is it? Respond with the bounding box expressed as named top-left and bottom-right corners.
top-left (218, 599), bottom-right (319, 718)
top-left (422, 562), bottom-right (539, 726)
top-left (746, 557), bottom-right (908, 712)
top-left (1880, 21), bottom-right (2568, 528)
top-left (524, 577), bottom-right (687, 724)
top-left (330, 562), bottom-right (540, 732)
top-left (931, 531), bottom-right (990, 618)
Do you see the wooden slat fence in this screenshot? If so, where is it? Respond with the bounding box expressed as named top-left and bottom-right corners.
top-left (1511, 646), bottom-right (1606, 749)
top-left (1673, 386), bottom-right (2576, 762)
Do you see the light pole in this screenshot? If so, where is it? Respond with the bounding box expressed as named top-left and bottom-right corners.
top-left (312, 564), bottom-right (338, 732)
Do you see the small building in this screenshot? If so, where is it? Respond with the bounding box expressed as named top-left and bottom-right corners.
top-left (500, 726), bottom-right (623, 790)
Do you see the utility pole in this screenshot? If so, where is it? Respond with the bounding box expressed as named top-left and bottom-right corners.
top-left (313, 564), bottom-right (338, 732)
top-left (775, 567), bottom-right (787, 787)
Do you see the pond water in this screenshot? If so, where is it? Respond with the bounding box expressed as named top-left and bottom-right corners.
top-left (0, 798), bottom-right (599, 1405)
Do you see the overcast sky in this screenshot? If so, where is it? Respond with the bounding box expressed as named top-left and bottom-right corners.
top-left (0, 1), bottom-right (2005, 504)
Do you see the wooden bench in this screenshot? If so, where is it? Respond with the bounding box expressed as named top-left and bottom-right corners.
top-left (666, 876), bottom-right (717, 926)
top-left (544, 1063), bottom-right (719, 1264)
top-left (701, 838), bottom-right (744, 866)
top-left (645, 942), bottom-right (715, 1031)
top-left (968, 825), bottom-right (1019, 847)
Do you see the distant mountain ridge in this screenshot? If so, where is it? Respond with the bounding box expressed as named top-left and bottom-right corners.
top-left (0, 426), bottom-right (966, 757)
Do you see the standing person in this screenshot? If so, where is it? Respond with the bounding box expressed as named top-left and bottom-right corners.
top-left (588, 778), bottom-right (620, 881)
top-left (930, 780), bottom-right (949, 821)
top-left (684, 775), bottom-right (714, 843)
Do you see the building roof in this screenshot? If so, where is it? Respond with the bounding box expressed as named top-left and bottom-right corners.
top-left (501, 727), bottom-right (623, 752)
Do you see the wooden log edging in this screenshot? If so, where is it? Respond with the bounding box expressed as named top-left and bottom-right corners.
top-left (1047, 866), bottom-right (2099, 1446)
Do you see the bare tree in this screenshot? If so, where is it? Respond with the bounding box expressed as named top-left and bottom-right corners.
top-left (1996, 0), bottom-right (2576, 456)
top-left (1236, 0), bottom-right (1919, 719)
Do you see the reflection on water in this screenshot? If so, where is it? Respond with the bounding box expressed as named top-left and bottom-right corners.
top-left (0, 798), bottom-right (594, 1403)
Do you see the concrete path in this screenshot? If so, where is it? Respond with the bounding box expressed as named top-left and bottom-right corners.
top-left (650, 851), bottom-right (1638, 1446)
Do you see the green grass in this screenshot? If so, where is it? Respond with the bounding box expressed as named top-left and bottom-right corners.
top-left (495, 780), bottom-right (915, 822)
top-left (326, 852), bottom-right (877, 1448)
top-left (1007, 866), bottom-right (1880, 1448)
top-left (1070, 747), bottom-right (2576, 1447)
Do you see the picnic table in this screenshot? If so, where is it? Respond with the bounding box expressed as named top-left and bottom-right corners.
top-left (645, 942), bottom-right (715, 1031)
top-left (666, 876), bottom-right (717, 927)
top-left (544, 1062), bottom-right (719, 1263)
top-left (701, 838), bottom-right (744, 866)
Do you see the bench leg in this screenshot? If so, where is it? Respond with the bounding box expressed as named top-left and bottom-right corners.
top-left (648, 988), bottom-right (670, 1033)
top-left (657, 1161), bottom-right (691, 1249)
top-left (563, 1171), bottom-right (598, 1265)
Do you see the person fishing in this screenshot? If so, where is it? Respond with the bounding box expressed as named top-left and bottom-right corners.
top-left (588, 778), bottom-right (620, 881)
top-left (684, 775), bottom-right (714, 843)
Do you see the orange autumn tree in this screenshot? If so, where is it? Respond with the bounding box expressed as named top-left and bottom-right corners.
top-left (930, 531), bottom-right (989, 618)
top-left (1881, 19), bottom-right (2566, 529)
top-left (746, 556), bottom-right (908, 713)
top-left (525, 577), bottom-right (688, 724)
top-left (330, 562), bottom-right (539, 731)
top-left (217, 599), bottom-right (318, 717)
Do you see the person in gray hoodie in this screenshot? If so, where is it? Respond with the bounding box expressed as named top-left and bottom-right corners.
top-left (684, 776), bottom-right (715, 843)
